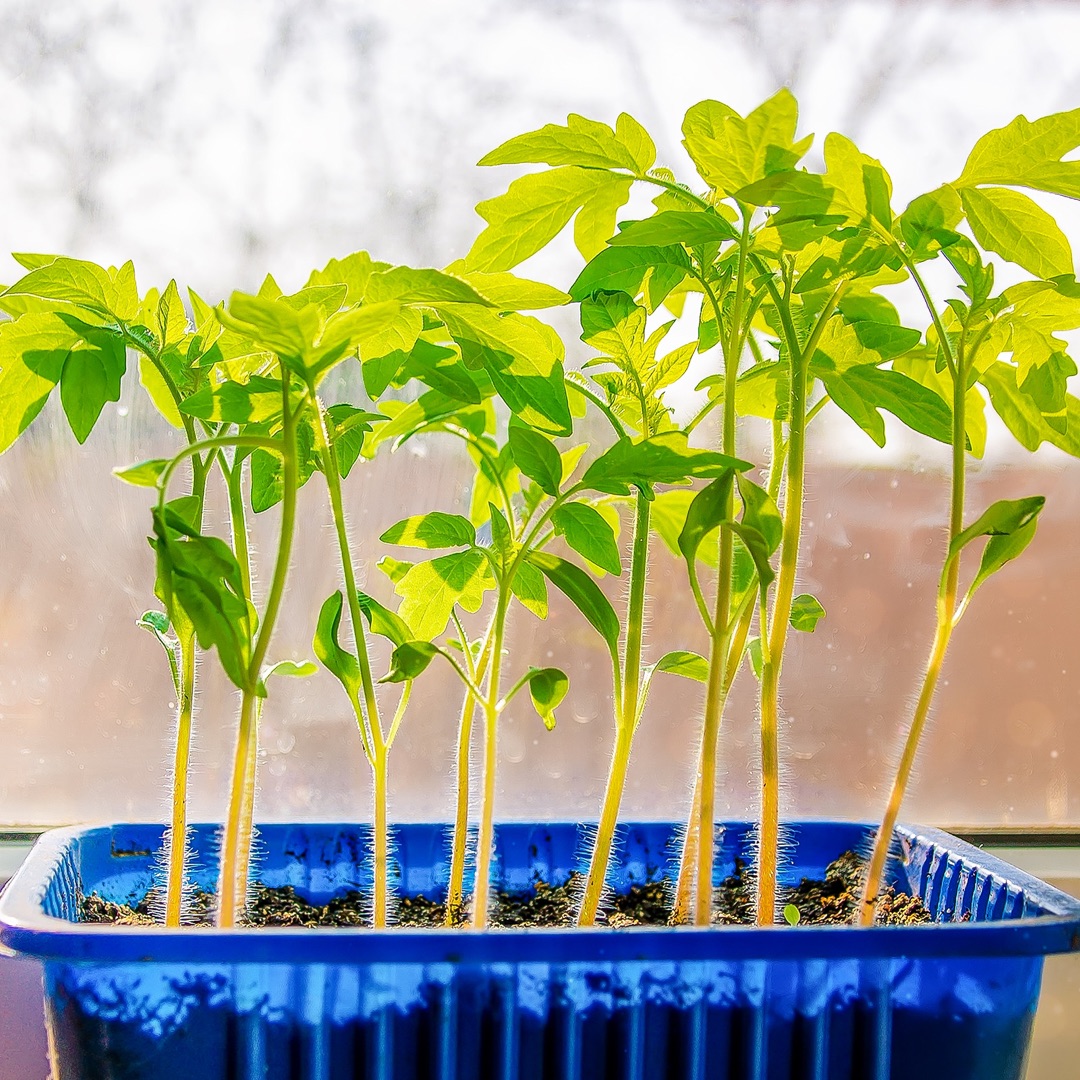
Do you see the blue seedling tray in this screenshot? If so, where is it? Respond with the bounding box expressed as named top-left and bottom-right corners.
top-left (2, 820), bottom-right (1078, 1080)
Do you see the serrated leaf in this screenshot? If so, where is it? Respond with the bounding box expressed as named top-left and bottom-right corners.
top-left (479, 112), bottom-right (655, 172)
top-left (957, 107), bottom-right (1080, 197)
top-left (0, 257), bottom-right (120, 318)
top-left (366, 267), bottom-right (493, 307)
top-left (442, 264), bottom-right (571, 310)
top-left (789, 594), bottom-right (826, 632)
top-left (508, 424), bottom-right (562, 496)
top-left (179, 374), bottom-right (287, 424)
top-left (381, 511), bottom-right (476, 549)
top-left (961, 186), bottom-right (1073, 279)
top-left (378, 556), bottom-right (414, 584)
top-left (465, 167), bottom-right (635, 273)
top-left (552, 501), bottom-right (622, 575)
top-left (395, 549), bottom-right (491, 640)
top-left (682, 90), bottom-right (809, 197)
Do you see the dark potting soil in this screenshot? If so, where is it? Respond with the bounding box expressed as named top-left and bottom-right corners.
top-left (79, 850), bottom-right (930, 929)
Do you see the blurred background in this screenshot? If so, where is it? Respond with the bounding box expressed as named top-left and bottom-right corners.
top-left (1, 0), bottom-right (1079, 837)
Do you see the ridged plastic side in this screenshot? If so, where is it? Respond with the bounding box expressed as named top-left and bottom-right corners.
top-left (44, 952), bottom-right (1040, 1080)
top-left (4, 821), bottom-right (1078, 1080)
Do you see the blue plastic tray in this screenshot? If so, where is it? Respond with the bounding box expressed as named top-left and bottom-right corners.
top-left (2, 820), bottom-right (1078, 1079)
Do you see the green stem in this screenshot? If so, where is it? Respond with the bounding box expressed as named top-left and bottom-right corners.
top-left (445, 625), bottom-right (494, 926)
top-left (471, 591), bottom-right (510, 929)
top-left (163, 633), bottom-right (195, 927)
top-left (310, 394), bottom-right (392, 926)
top-left (859, 298), bottom-right (967, 925)
top-left (216, 384), bottom-right (300, 929)
top-left (693, 212), bottom-right (750, 927)
top-left (577, 492), bottom-right (651, 926)
top-left (756, 282), bottom-right (846, 925)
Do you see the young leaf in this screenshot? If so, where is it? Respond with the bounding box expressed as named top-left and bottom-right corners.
top-left (356, 591), bottom-right (412, 648)
top-left (945, 496), bottom-right (1046, 574)
top-left (678, 472), bottom-right (735, 567)
top-left (607, 210), bottom-right (738, 247)
top-left (968, 518), bottom-right (1041, 604)
top-left (568, 244), bottom-right (690, 305)
top-left (465, 167), bottom-right (634, 273)
top-left (0, 257), bottom-right (121, 318)
top-left (582, 432), bottom-right (750, 496)
top-left (783, 903), bottom-right (802, 927)
top-left (479, 112), bottom-right (655, 173)
top-left (682, 90), bottom-right (810, 198)
top-left (382, 640), bottom-right (441, 683)
top-left (365, 267), bottom-right (492, 307)
top-left (441, 265), bottom-right (571, 310)
top-left (956, 107), bottom-right (1080, 197)
top-left (552, 502), bottom-right (622, 575)
top-left (736, 475), bottom-right (783, 554)
top-left (747, 636), bottom-right (764, 680)
top-left (180, 375), bottom-right (290, 425)
top-left (380, 512), bottom-right (476, 549)
top-left (508, 424), bottom-right (562, 496)
top-left (789, 594), bottom-right (826, 632)
top-left (960, 186), bottom-right (1073, 279)
top-left (313, 591), bottom-right (361, 697)
top-left (646, 650), bottom-right (709, 682)
top-left (526, 551), bottom-right (620, 661)
top-left (509, 560), bottom-right (548, 619)
top-left (263, 659), bottom-right (318, 679)
top-left (523, 667), bottom-right (569, 730)
top-left (58, 327), bottom-right (126, 443)
top-left (114, 458), bottom-right (170, 488)
top-left (395, 549), bottom-right (491, 640)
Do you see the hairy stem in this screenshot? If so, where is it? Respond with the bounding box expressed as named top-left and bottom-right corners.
top-left (216, 386), bottom-right (299, 929)
top-left (163, 634), bottom-right (195, 927)
top-left (859, 309), bottom-right (967, 925)
top-left (577, 493), bottom-right (651, 926)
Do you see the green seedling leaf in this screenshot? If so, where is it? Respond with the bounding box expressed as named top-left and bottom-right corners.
top-left (179, 375), bottom-right (289, 424)
top-left (552, 502), bottom-right (622, 575)
top-left (306, 249), bottom-right (391, 304)
top-left (313, 591), bottom-right (361, 697)
top-left (264, 659), bottom-right (318, 679)
top-left (114, 457), bottom-right (170, 488)
top-left (569, 244), bottom-right (690, 306)
top-left (137, 610), bottom-right (176, 656)
top-left (969, 517), bottom-right (1041, 603)
top-left (442, 264), bottom-right (571, 310)
top-left (508, 424), bottom-right (563, 496)
top-left (0, 256), bottom-right (122, 319)
top-left (527, 550), bottom-right (620, 661)
top-left (326, 403), bottom-right (382, 478)
top-left (218, 291), bottom-right (316, 373)
top-left (355, 591), bottom-right (412, 648)
top-left (465, 167), bottom-right (634, 272)
top-left (736, 475), bottom-right (783, 554)
top-left (583, 432), bottom-right (750, 496)
top-left (608, 210), bottom-right (738, 247)
top-left (960, 186), bottom-right (1073, 280)
top-left (650, 650), bottom-right (709, 681)
top-left (522, 667), bottom-right (569, 730)
top-left (152, 508), bottom-right (254, 692)
top-left (783, 903), bottom-right (801, 927)
top-left (678, 472), bottom-right (735, 566)
top-left (487, 502), bottom-right (513, 559)
top-left (479, 112), bottom-right (655, 172)
top-left (400, 339), bottom-right (483, 405)
top-left (366, 266), bottom-right (493, 307)
top-left (956, 107), bottom-right (1080, 197)
top-left (944, 497), bottom-right (1046, 593)
top-left (58, 325), bottom-right (126, 443)
top-left (395, 549), bottom-right (491, 640)
top-left (382, 640), bottom-right (441, 683)
top-left (682, 90), bottom-right (810, 198)
top-left (438, 305), bottom-right (572, 435)
top-left (789, 594), bottom-right (826, 632)
top-left (380, 512), bottom-right (476, 549)
top-left (510, 560), bottom-right (549, 619)
top-left (900, 185), bottom-right (964, 257)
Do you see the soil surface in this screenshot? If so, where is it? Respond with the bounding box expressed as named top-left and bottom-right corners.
top-left (80, 851), bottom-right (931, 928)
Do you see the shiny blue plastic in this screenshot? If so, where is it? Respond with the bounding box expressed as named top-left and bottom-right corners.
top-left (2, 820), bottom-right (1078, 1079)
